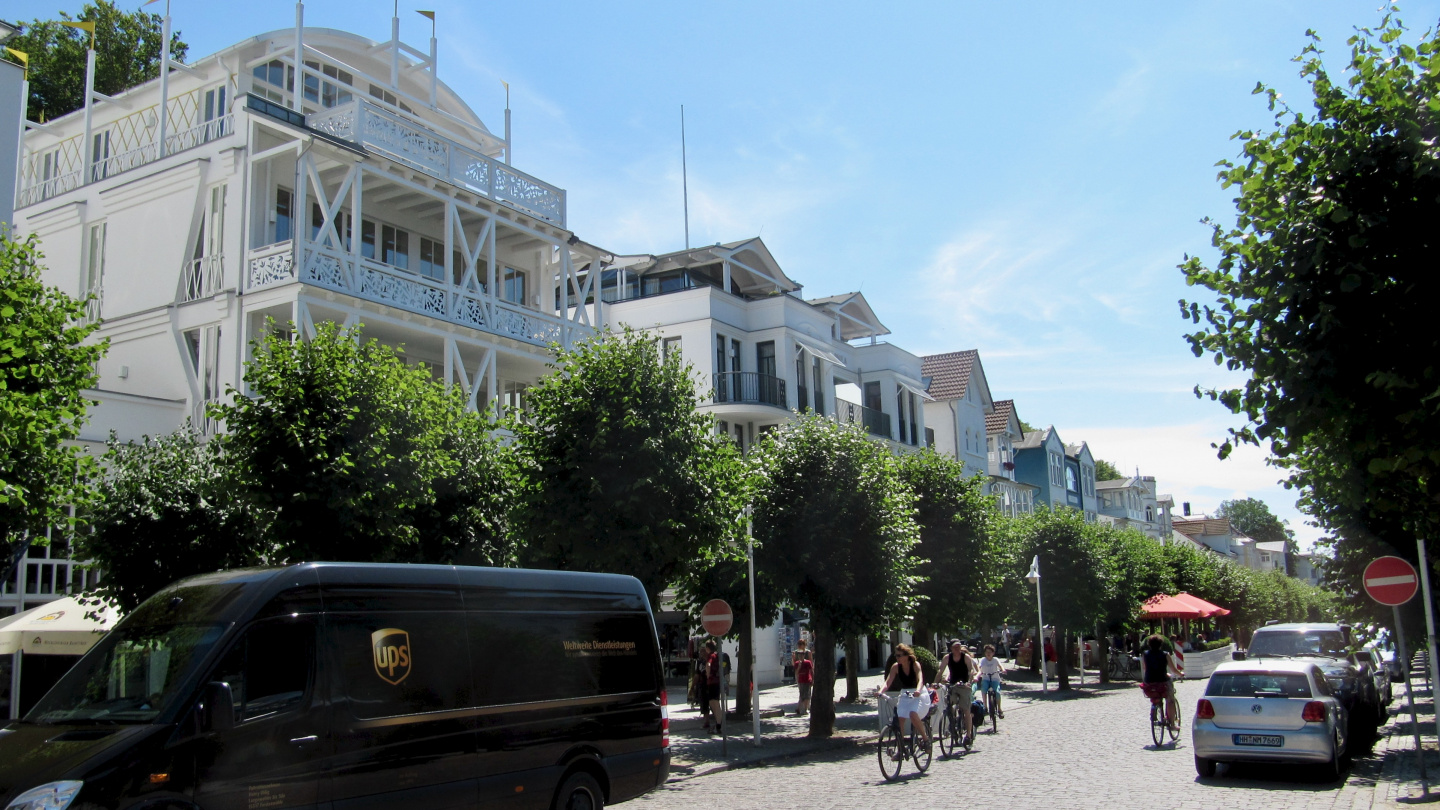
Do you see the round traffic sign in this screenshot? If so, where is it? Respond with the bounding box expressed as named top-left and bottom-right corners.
top-left (701, 599), bottom-right (733, 636)
top-left (1364, 556), bottom-right (1420, 606)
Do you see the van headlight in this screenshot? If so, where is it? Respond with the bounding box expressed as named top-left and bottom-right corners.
top-left (5, 781), bottom-right (83, 810)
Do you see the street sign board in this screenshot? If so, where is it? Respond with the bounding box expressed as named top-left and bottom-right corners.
top-left (1364, 556), bottom-right (1420, 606)
top-left (701, 598), bottom-right (733, 636)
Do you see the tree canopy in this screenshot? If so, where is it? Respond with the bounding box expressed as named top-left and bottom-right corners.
top-left (1179, 13), bottom-right (1440, 597)
top-left (0, 235), bottom-right (105, 562)
top-left (751, 415), bottom-right (920, 737)
top-left (1093, 459), bottom-right (1124, 482)
top-left (11, 1), bottom-right (188, 123)
top-left (215, 321), bottom-right (506, 566)
top-left (509, 327), bottom-right (744, 610)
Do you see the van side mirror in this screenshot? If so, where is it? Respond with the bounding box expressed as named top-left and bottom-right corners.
top-left (1231, 650), bottom-right (1247, 661)
top-left (200, 681), bottom-right (235, 733)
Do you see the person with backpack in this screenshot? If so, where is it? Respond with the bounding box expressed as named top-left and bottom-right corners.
top-left (792, 637), bottom-right (814, 716)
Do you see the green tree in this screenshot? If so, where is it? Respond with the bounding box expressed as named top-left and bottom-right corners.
top-left (751, 415), bottom-right (921, 737)
top-left (1216, 498), bottom-right (1297, 575)
top-left (895, 450), bottom-right (999, 648)
top-left (406, 415), bottom-right (518, 568)
top-left (216, 322), bottom-right (491, 564)
top-left (1178, 13), bottom-right (1440, 608)
top-left (1000, 507), bottom-right (1111, 690)
top-left (1094, 526), bottom-right (1173, 682)
top-left (1093, 459), bottom-right (1124, 482)
top-left (80, 429), bottom-right (265, 612)
top-left (0, 235), bottom-right (106, 566)
top-left (12, 1), bottom-right (188, 123)
top-left (510, 327), bottom-right (744, 609)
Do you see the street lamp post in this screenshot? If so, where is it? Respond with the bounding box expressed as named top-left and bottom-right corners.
top-left (1026, 555), bottom-right (1047, 693)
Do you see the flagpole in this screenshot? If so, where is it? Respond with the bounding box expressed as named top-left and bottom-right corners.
top-left (82, 46), bottom-right (95, 183)
top-left (680, 105), bottom-right (689, 250)
top-left (503, 81), bottom-right (511, 166)
top-left (390, 0), bottom-right (400, 90)
top-left (12, 60), bottom-right (26, 212)
top-left (427, 14), bottom-right (437, 106)
top-left (292, 1), bottom-right (304, 112)
top-left (157, 0), bottom-right (170, 160)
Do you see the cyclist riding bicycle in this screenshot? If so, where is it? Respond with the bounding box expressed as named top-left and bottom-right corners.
top-left (976, 644), bottom-right (1005, 719)
top-left (933, 639), bottom-right (976, 740)
top-left (882, 643), bottom-right (933, 749)
top-left (1139, 633), bottom-right (1181, 729)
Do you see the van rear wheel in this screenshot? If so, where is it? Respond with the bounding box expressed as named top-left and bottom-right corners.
top-left (553, 771), bottom-right (604, 810)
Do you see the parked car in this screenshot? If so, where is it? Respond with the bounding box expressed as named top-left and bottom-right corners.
top-left (1355, 648), bottom-right (1392, 707)
top-left (1193, 660), bottom-right (1349, 780)
top-left (0, 563), bottom-right (670, 810)
top-left (1234, 622), bottom-right (1383, 745)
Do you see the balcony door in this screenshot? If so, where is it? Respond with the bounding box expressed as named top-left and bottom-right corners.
top-left (756, 342), bottom-right (776, 406)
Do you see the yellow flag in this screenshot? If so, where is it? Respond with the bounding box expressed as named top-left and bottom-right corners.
top-left (416, 10), bottom-right (435, 20)
top-left (61, 20), bottom-right (96, 49)
top-left (4, 48), bottom-right (26, 69)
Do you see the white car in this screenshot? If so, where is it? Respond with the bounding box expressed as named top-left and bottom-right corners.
top-left (1192, 659), bottom-right (1349, 780)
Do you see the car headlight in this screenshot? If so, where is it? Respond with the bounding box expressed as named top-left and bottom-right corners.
top-left (5, 782), bottom-right (83, 810)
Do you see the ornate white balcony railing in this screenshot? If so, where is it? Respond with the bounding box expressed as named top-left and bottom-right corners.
top-left (307, 100), bottom-right (566, 227)
top-left (17, 85), bottom-right (234, 209)
top-left (179, 254), bottom-right (226, 302)
top-left (246, 239), bottom-right (567, 347)
top-left (247, 242), bottom-right (296, 289)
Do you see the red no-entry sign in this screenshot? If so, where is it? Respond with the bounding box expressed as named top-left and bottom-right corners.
top-left (701, 599), bottom-right (733, 636)
top-left (1364, 556), bottom-right (1420, 606)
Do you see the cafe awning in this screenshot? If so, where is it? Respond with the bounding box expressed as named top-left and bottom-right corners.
top-left (0, 596), bottom-right (118, 656)
top-left (1173, 592), bottom-right (1231, 617)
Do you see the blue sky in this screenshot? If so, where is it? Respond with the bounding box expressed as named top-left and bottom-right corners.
top-left (12, 0), bottom-right (1438, 550)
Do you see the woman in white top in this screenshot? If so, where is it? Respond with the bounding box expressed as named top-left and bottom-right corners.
top-left (977, 644), bottom-right (1006, 719)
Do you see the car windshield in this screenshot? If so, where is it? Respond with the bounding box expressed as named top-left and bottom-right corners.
top-left (1207, 672), bottom-right (1312, 698)
top-left (1248, 630), bottom-right (1347, 659)
top-left (26, 621), bottom-right (227, 725)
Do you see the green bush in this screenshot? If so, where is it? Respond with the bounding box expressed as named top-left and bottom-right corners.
top-left (914, 645), bottom-right (940, 684)
top-left (1201, 637), bottom-right (1234, 652)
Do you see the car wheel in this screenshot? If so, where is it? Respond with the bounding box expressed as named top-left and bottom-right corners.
top-left (1319, 729), bottom-right (1343, 782)
top-left (552, 771), bottom-right (604, 810)
top-left (1194, 755), bottom-right (1216, 778)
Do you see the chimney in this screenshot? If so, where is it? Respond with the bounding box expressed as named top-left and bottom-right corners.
top-left (1183, 502), bottom-right (1191, 516)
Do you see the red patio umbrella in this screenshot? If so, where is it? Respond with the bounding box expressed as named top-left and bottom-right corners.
top-left (1139, 593), bottom-right (1209, 620)
top-left (1172, 592), bottom-right (1231, 617)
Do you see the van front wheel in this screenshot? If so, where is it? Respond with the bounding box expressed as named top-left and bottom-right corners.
top-left (553, 771), bottom-right (605, 810)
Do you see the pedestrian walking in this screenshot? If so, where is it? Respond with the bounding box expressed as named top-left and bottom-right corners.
top-left (793, 638), bottom-right (814, 716)
top-left (702, 639), bottom-right (723, 735)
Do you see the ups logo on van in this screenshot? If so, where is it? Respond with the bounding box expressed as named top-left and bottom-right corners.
top-left (371, 628), bottom-right (412, 685)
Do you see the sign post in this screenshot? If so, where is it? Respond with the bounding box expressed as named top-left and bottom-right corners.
top-left (701, 599), bottom-right (733, 757)
top-left (1417, 540), bottom-right (1440, 706)
top-left (1364, 556), bottom-right (1426, 795)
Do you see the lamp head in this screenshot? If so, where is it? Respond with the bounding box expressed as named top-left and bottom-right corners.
top-left (1025, 555), bottom-right (1041, 584)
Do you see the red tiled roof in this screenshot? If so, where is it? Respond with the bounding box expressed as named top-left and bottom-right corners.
top-left (921, 350), bottom-right (978, 401)
top-left (986, 399), bottom-right (1016, 434)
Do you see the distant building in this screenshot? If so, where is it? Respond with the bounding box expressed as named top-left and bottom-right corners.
top-left (1095, 473), bottom-right (1174, 540)
top-left (1014, 426), bottom-right (1070, 512)
top-left (1064, 441), bottom-right (1098, 522)
top-left (984, 399), bottom-right (1036, 518)
top-left (921, 349), bottom-right (991, 476)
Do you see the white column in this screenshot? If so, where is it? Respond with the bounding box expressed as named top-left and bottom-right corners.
top-left (81, 48), bottom-right (95, 182)
top-left (429, 35), bottom-right (438, 106)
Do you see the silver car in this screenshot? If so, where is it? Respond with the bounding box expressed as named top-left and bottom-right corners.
top-left (1192, 659), bottom-right (1349, 779)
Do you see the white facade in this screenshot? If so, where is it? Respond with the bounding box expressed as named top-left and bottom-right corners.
top-left (920, 350), bottom-right (992, 476)
top-left (983, 400), bottom-right (1035, 518)
top-left (1096, 474), bottom-right (1173, 541)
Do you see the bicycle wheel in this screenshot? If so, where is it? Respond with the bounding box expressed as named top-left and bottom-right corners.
top-left (988, 691), bottom-right (998, 733)
top-left (937, 708), bottom-right (955, 757)
top-left (912, 728), bottom-right (933, 773)
top-left (877, 726), bottom-right (904, 781)
top-left (1150, 701), bottom-right (1165, 745)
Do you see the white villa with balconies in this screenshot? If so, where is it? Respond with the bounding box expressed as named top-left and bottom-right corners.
top-left (15, 18), bottom-right (609, 449)
top-left (595, 241), bottom-right (932, 454)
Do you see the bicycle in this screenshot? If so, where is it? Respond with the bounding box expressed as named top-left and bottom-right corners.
top-left (1143, 683), bottom-right (1181, 745)
top-left (1108, 649), bottom-right (1132, 681)
top-left (877, 691), bottom-right (934, 781)
top-left (936, 687), bottom-right (972, 757)
top-left (983, 682), bottom-right (1001, 733)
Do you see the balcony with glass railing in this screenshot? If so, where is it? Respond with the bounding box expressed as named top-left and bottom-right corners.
top-left (713, 371), bottom-right (787, 409)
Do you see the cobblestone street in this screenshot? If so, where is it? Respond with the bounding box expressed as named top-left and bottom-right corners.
top-left (643, 674), bottom-right (1439, 810)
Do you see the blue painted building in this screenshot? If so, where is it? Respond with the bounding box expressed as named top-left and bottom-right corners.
top-left (1012, 426), bottom-right (1069, 511)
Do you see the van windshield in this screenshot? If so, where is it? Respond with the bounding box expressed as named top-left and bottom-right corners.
top-left (26, 622), bottom-right (227, 725)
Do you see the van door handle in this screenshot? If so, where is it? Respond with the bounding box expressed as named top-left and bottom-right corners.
top-left (290, 735), bottom-right (319, 746)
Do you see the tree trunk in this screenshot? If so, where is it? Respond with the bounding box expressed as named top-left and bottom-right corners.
top-left (1098, 632), bottom-right (1111, 685)
top-left (1057, 629), bottom-right (1071, 691)
top-left (808, 614), bottom-right (836, 738)
top-left (1029, 632), bottom-right (1040, 676)
top-left (912, 622), bottom-right (932, 658)
top-left (845, 635), bottom-right (861, 702)
top-left (734, 610), bottom-right (752, 718)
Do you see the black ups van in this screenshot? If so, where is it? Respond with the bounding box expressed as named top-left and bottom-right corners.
top-left (0, 563), bottom-right (670, 810)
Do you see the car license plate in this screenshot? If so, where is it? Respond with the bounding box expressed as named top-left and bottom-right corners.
top-left (1233, 734), bottom-right (1284, 747)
